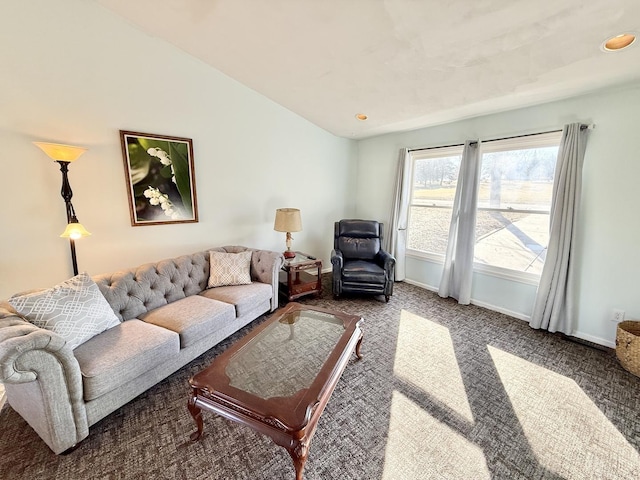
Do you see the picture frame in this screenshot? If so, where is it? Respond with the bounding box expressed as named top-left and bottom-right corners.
top-left (120, 130), bottom-right (198, 226)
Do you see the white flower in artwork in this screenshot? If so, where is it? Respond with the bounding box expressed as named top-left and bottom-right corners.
top-left (147, 147), bottom-right (172, 166)
top-left (143, 186), bottom-right (180, 219)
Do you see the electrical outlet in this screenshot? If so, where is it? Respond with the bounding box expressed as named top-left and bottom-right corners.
top-left (612, 309), bottom-right (625, 323)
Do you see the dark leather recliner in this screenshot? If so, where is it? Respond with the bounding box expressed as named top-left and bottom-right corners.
top-left (331, 219), bottom-right (396, 302)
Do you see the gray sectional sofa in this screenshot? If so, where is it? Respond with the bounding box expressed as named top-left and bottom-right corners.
top-left (0, 245), bottom-right (284, 454)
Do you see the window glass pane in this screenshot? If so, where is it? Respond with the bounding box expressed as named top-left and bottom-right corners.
top-left (408, 153), bottom-right (461, 256)
top-left (474, 139), bottom-right (558, 274)
top-left (474, 211), bottom-right (549, 274)
top-left (477, 147), bottom-right (558, 211)
top-left (411, 156), bottom-right (461, 207)
top-left (407, 206), bottom-right (452, 255)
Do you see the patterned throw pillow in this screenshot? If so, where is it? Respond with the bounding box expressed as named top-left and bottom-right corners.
top-left (208, 251), bottom-right (252, 288)
top-left (9, 272), bottom-right (120, 350)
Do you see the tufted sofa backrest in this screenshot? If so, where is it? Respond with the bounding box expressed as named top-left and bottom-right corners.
top-left (92, 246), bottom-right (280, 321)
top-left (94, 251), bottom-right (210, 321)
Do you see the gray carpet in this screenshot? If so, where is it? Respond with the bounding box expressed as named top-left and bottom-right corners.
top-left (1, 276), bottom-right (640, 479)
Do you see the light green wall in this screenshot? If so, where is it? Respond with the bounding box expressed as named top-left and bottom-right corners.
top-left (357, 83), bottom-right (640, 347)
top-left (0, 0), bottom-right (357, 299)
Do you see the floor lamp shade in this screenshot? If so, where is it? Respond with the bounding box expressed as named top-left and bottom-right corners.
top-left (60, 221), bottom-right (91, 240)
top-left (33, 142), bottom-right (87, 162)
top-left (274, 208), bottom-right (302, 259)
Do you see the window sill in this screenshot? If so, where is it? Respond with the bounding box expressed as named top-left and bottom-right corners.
top-left (406, 249), bottom-right (541, 286)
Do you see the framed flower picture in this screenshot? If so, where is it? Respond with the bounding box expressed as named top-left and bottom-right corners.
top-left (120, 131), bottom-right (198, 226)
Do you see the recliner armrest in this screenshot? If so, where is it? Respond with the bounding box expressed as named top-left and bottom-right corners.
top-left (330, 249), bottom-right (344, 269)
top-left (376, 249), bottom-right (396, 272)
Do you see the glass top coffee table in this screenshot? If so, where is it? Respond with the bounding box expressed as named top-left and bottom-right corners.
top-left (188, 302), bottom-right (363, 480)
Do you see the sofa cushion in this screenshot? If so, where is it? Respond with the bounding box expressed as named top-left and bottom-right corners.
top-left (200, 282), bottom-right (272, 318)
top-left (139, 295), bottom-right (236, 348)
top-left (75, 319), bottom-right (180, 401)
top-left (207, 250), bottom-right (252, 288)
top-left (9, 272), bottom-right (120, 350)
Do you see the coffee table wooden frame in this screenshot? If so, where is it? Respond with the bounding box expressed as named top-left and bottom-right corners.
top-left (187, 302), bottom-right (363, 480)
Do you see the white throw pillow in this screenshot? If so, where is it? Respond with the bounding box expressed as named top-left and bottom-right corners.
top-left (9, 272), bottom-right (120, 350)
top-left (208, 251), bottom-right (252, 288)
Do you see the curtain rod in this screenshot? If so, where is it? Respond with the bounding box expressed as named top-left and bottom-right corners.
top-left (408, 124), bottom-right (594, 153)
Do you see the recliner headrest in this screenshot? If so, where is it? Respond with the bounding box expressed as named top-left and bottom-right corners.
top-left (337, 219), bottom-right (381, 238)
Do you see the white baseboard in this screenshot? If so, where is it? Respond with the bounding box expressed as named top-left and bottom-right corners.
top-left (403, 278), bottom-right (438, 292)
top-left (402, 279), bottom-right (614, 348)
top-left (572, 331), bottom-right (615, 349)
top-left (469, 298), bottom-right (531, 322)
top-left (404, 278), bottom-right (531, 321)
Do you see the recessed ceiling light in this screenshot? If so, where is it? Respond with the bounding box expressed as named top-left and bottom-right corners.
top-left (355, 113), bottom-right (368, 121)
top-left (602, 33), bottom-right (636, 52)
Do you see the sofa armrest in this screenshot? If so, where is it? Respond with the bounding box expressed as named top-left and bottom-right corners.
top-left (249, 249), bottom-right (285, 311)
top-left (0, 304), bottom-right (89, 453)
top-left (210, 246), bottom-right (285, 311)
top-left (219, 246), bottom-right (284, 311)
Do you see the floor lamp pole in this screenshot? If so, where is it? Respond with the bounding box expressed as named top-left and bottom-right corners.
top-left (69, 238), bottom-right (79, 276)
top-left (58, 160), bottom-right (79, 276)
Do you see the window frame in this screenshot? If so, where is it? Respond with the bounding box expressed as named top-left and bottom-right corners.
top-left (405, 131), bottom-right (562, 283)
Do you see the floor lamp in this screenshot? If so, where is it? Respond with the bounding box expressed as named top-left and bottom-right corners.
top-left (34, 142), bottom-right (91, 276)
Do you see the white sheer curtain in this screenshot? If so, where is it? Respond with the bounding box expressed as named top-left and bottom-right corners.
top-left (386, 148), bottom-right (412, 281)
top-left (530, 123), bottom-right (589, 333)
top-left (438, 141), bottom-right (480, 304)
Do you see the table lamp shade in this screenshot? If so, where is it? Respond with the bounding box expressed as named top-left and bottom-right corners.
top-left (274, 208), bottom-right (302, 233)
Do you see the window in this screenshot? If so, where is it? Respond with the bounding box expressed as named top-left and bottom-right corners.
top-left (407, 146), bottom-right (463, 256)
top-left (406, 131), bottom-right (561, 277)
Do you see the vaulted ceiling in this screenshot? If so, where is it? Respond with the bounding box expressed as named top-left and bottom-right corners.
top-left (98, 0), bottom-right (640, 138)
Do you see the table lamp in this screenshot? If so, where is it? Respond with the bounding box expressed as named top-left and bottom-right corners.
top-left (274, 208), bottom-right (302, 259)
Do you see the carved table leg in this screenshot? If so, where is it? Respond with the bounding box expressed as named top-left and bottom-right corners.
top-left (355, 333), bottom-right (364, 359)
top-left (188, 391), bottom-right (204, 442)
top-left (286, 438), bottom-right (310, 480)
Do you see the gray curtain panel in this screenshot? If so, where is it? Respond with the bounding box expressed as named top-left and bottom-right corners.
top-left (387, 148), bottom-right (412, 281)
top-left (439, 141), bottom-right (480, 304)
top-left (530, 123), bottom-right (589, 333)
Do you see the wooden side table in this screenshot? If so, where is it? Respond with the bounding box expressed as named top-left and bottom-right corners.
top-left (279, 252), bottom-right (322, 302)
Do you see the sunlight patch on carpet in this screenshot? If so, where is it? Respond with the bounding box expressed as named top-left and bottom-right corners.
top-left (393, 309), bottom-right (474, 423)
top-left (489, 345), bottom-right (640, 479)
top-left (382, 391), bottom-right (490, 479)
